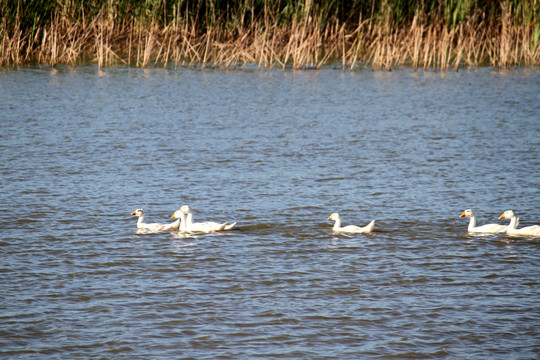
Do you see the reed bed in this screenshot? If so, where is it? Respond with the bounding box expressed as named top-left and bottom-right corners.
top-left (1, 0), bottom-right (538, 69)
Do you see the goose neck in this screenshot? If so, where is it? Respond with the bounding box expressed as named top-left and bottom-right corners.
top-left (185, 212), bottom-right (193, 226)
top-left (137, 214), bottom-right (145, 225)
top-left (467, 215), bottom-right (477, 230)
top-left (179, 212), bottom-right (187, 231)
top-left (508, 216), bottom-right (518, 230)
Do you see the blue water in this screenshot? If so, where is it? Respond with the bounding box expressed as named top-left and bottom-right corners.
top-left (0, 65), bottom-right (539, 359)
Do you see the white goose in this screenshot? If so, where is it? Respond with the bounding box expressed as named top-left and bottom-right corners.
top-left (131, 209), bottom-right (180, 232)
top-left (173, 205), bottom-right (229, 233)
top-left (459, 209), bottom-right (507, 233)
top-left (499, 210), bottom-right (540, 237)
top-left (328, 212), bottom-right (375, 234)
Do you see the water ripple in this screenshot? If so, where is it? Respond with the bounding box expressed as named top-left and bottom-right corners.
top-left (0, 66), bottom-right (539, 359)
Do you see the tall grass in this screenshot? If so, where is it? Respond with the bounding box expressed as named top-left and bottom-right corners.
top-left (1, 0), bottom-right (538, 69)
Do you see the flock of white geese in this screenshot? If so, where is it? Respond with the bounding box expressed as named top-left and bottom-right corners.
top-left (131, 205), bottom-right (236, 233)
top-left (131, 206), bottom-right (540, 237)
top-left (460, 209), bottom-right (540, 236)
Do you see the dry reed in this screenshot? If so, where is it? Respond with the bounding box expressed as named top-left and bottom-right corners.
top-left (1, 0), bottom-right (538, 70)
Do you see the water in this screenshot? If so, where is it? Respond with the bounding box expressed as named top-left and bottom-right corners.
top-left (1, 65), bottom-right (539, 359)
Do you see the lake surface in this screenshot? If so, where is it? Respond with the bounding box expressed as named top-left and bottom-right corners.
top-left (1, 65), bottom-right (539, 359)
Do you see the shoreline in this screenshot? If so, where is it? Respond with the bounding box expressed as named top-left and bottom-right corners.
top-left (4, 62), bottom-right (539, 74)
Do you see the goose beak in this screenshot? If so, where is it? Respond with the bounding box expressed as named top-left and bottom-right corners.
top-left (131, 211), bottom-right (136, 215)
top-left (171, 213), bottom-right (176, 219)
top-left (459, 212), bottom-right (466, 217)
top-left (498, 214), bottom-right (506, 220)
top-left (327, 216), bottom-right (332, 220)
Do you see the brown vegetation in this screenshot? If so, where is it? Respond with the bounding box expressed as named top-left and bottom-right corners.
top-left (1, 0), bottom-right (538, 70)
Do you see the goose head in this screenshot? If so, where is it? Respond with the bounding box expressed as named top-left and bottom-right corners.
top-left (131, 209), bottom-right (144, 217)
top-left (328, 213), bottom-right (340, 221)
top-left (459, 209), bottom-right (474, 218)
top-left (499, 210), bottom-right (515, 220)
top-left (171, 210), bottom-right (183, 219)
top-left (180, 205), bottom-right (191, 214)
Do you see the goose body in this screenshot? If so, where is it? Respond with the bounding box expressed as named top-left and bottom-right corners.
top-left (459, 209), bottom-right (507, 233)
top-left (499, 210), bottom-right (540, 237)
top-left (131, 209), bottom-right (180, 232)
top-left (328, 212), bottom-right (375, 234)
top-left (183, 204), bottom-right (236, 231)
